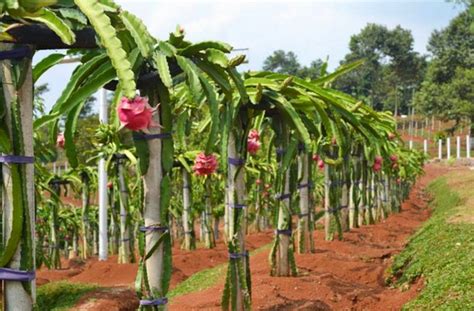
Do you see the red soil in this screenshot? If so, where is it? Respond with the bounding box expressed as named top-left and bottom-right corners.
top-left (38, 164), bottom-right (449, 310)
top-left (37, 231), bottom-right (274, 288)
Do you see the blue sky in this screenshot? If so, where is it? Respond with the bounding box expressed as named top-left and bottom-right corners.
top-left (35, 0), bottom-right (464, 112)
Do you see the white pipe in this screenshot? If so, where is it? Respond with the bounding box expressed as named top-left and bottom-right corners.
top-left (423, 139), bottom-right (428, 155)
top-left (467, 135), bottom-right (471, 158)
top-left (98, 89), bottom-right (108, 261)
top-left (447, 138), bottom-right (451, 160)
top-left (409, 140), bottom-right (413, 150)
top-left (438, 139), bottom-right (442, 159)
top-left (456, 136), bottom-right (461, 159)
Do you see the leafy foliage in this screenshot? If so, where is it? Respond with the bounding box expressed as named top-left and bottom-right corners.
top-left (415, 8), bottom-right (474, 132)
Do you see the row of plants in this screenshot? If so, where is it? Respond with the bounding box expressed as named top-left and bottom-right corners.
top-left (0, 0), bottom-right (424, 310)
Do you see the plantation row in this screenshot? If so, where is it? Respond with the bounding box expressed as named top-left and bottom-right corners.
top-left (0, 1), bottom-right (424, 310)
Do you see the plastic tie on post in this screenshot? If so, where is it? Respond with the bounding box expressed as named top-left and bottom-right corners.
top-left (297, 182), bottom-right (313, 189)
top-left (132, 132), bottom-right (172, 141)
top-left (228, 157), bottom-right (245, 166)
top-left (276, 147), bottom-right (285, 155)
top-left (139, 297), bottom-right (168, 306)
top-left (0, 46), bottom-right (33, 61)
top-left (139, 225), bottom-right (169, 233)
top-left (297, 143), bottom-right (305, 152)
top-left (0, 268), bottom-right (35, 282)
top-left (228, 203), bottom-right (247, 209)
top-left (276, 193), bottom-right (291, 201)
top-left (229, 251), bottom-right (249, 260)
top-left (326, 207), bottom-right (340, 214)
top-left (275, 229), bottom-right (292, 236)
top-left (298, 212), bottom-right (310, 217)
top-left (0, 155), bottom-right (34, 164)
top-left (340, 205), bottom-right (348, 210)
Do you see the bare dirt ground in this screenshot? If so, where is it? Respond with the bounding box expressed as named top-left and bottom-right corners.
top-left (38, 164), bottom-right (455, 310)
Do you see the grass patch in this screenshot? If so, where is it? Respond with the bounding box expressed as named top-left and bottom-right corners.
top-left (169, 243), bottom-right (271, 300)
top-left (35, 281), bottom-right (99, 311)
top-left (388, 173), bottom-right (474, 310)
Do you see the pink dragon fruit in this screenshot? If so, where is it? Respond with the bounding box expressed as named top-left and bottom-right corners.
top-left (247, 130), bottom-right (261, 154)
top-left (318, 159), bottom-right (325, 170)
top-left (374, 155), bottom-right (383, 165)
top-left (193, 152), bottom-right (218, 176)
top-left (118, 96), bottom-right (154, 131)
top-left (56, 132), bottom-right (65, 148)
top-left (373, 163), bottom-right (382, 172)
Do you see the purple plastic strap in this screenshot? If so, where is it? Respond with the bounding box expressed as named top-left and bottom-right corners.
top-left (139, 297), bottom-right (168, 306)
top-left (133, 132), bottom-right (172, 141)
top-left (0, 268), bottom-right (35, 281)
top-left (340, 205), bottom-right (348, 210)
top-left (276, 193), bottom-right (291, 201)
top-left (228, 157), bottom-right (245, 166)
top-left (139, 225), bottom-right (168, 233)
top-left (229, 251), bottom-right (249, 259)
top-left (276, 148), bottom-right (285, 155)
top-left (0, 155), bottom-right (34, 164)
top-left (228, 203), bottom-right (247, 209)
top-left (297, 182), bottom-right (313, 189)
top-left (276, 229), bottom-right (292, 236)
top-left (0, 47), bottom-right (32, 61)
top-left (297, 143), bottom-right (305, 151)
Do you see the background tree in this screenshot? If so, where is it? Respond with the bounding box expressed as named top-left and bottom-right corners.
top-left (334, 24), bottom-right (426, 113)
top-left (262, 50), bottom-right (324, 79)
top-left (415, 8), bottom-right (474, 133)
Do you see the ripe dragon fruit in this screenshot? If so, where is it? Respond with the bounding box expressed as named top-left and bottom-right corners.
top-left (193, 152), bottom-right (218, 176)
top-left (56, 132), bottom-right (65, 148)
top-left (118, 96), bottom-right (154, 131)
top-left (318, 159), bottom-right (325, 170)
top-left (373, 163), bottom-right (382, 172)
top-left (247, 129), bottom-right (261, 154)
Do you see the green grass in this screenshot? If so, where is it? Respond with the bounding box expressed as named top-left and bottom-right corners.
top-left (388, 174), bottom-right (474, 310)
top-left (169, 243), bottom-right (271, 300)
top-left (35, 281), bottom-right (98, 311)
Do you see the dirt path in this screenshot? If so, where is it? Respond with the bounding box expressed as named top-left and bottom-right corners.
top-left (170, 164), bottom-right (447, 310)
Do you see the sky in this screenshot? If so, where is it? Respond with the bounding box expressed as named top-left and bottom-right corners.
top-left (35, 0), bottom-right (464, 112)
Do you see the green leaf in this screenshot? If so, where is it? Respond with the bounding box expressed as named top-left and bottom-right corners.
top-left (20, 8), bottom-right (75, 45)
top-left (194, 58), bottom-right (232, 93)
top-left (64, 100), bottom-right (85, 168)
top-left (153, 51), bottom-right (172, 88)
top-left (75, 0), bottom-right (136, 98)
top-left (180, 41), bottom-right (232, 56)
top-left (206, 48), bottom-right (228, 68)
top-left (176, 56), bottom-right (203, 102)
top-left (33, 53), bottom-right (65, 83)
top-left (120, 10), bottom-right (156, 58)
